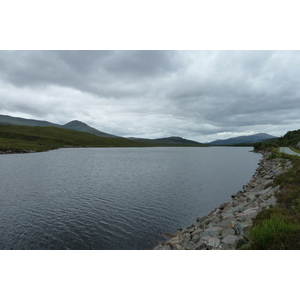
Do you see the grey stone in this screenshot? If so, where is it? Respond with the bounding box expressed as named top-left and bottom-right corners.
top-left (246, 201), bottom-right (259, 209)
top-left (185, 241), bottom-right (195, 250)
top-left (236, 208), bottom-right (258, 222)
top-left (172, 243), bottom-right (183, 250)
top-left (199, 227), bottom-right (222, 239)
top-left (157, 244), bottom-right (171, 250)
top-left (194, 241), bottom-right (207, 250)
top-left (235, 219), bottom-right (253, 236)
top-left (178, 233), bottom-right (191, 245)
top-left (218, 217), bottom-right (236, 229)
top-left (245, 193), bottom-right (257, 202)
top-left (201, 237), bottom-right (220, 248)
top-left (222, 228), bottom-right (235, 238)
top-left (192, 228), bottom-right (203, 236)
top-left (222, 235), bottom-right (239, 250)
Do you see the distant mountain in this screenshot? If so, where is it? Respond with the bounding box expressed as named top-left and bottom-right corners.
top-left (128, 136), bottom-right (207, 147)
top-left (0, 114), bottom-right (118, 138)
top-left (0, 114), bottom-right (59, 127)
top-left (207, 133), bottom-right (277, 146)
top-left (61, 120), bottom-right (118, 138)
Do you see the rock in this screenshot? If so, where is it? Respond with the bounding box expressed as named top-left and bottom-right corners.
top-left (172, 243), bottom-right (184, 250)
top-left (261, 195), bottom-right (277, 209)
top-left (194, 241), bottom-right (208, 250)
top-left (155, 244), bottom-right (171, 250)
top-left (222, 228), bottom-right (235, 238)
top-left (236, 208), bottom-right (259, 222)
top-left (235, 219), bottom-right (253, 236)
top-left (218, 216), bottom-right (236, 228)
top-left (202, 237), bottom-right (221, 248)
top-left (191, 228), bottom-right (203, 237)
top-left (185, 241), bottom-right (196, 250)
top-left (222, 235), bottom-right (239, 250)
top-left (199, 227), bottom-right (223, 239)
top-left (153, 152), bottom-right (293, 250)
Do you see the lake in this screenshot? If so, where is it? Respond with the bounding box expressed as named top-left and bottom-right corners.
top-left (0, 147), bottom-right (261, 250)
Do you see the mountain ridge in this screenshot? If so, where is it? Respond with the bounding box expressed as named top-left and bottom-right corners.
top-left (128, 136), bottom-right (207, 147)
top-left (0, 114), bottom-right (118, 138)
top-left (207, 133), bottom-right (277, 146)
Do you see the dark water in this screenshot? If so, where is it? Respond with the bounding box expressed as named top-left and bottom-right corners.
top-left (0, 147), bottom-right (261, 250)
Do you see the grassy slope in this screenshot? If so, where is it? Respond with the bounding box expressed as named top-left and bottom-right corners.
top-left (247, 147), bottom-right (300, 249)
top-left (130, 136), bottom-right (207, 147)
top-left (0, 125), bottom-right (147, 152)
top-left (244, 129), bottom-right (300, 249)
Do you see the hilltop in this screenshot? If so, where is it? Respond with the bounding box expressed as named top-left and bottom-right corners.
top-left (61, 120), bottom-right (118, 138)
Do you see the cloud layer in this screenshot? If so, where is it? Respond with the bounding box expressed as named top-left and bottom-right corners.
top-left (0, 50), bottom-right (300, 142)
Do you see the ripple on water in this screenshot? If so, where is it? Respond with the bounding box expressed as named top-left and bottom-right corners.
top-left (0, 147), bottom-right (261, 249)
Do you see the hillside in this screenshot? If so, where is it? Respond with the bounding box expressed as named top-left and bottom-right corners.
top-left (208, 133), bottom-right (276, 146)
top-left (128, 136), bottom-right (207, 147)
top-left (62, 120), bottom-right (118, 138)
top-left (254, 129), bottom-right (300, 151)
top-left (0, 125), bottom-right (146, 153)
top-left (0, 114), bottom-right (118, 138)
top-left (0, 114), bottom-right (59, 127)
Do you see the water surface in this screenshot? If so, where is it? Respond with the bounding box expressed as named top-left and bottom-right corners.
top-left (0, 147), bottom-right (261, 250)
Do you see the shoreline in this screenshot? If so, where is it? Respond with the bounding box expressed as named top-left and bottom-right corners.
top-left (154, 151), bottom-right (293, 250)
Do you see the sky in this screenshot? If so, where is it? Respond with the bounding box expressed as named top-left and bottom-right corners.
top-left (1, 50), bottom-right (300, 142)
top-left (2, 0), bottom-right (300, 297)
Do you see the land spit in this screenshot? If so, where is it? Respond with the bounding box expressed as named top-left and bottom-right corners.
top-left (154, 151), bottom-right (293, 250)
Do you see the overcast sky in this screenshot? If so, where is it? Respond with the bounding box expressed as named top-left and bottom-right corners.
top-left (0, 50), bottom-right (300, 142)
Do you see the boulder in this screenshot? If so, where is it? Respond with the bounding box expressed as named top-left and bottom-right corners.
top-left (236, 208), bottom-right (259, 222)
top-left (201, 237), bottom-right (220, 248)
top-left (222, 235), bottom-right (239, 250)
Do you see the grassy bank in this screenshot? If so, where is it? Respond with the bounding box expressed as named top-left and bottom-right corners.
top-left (247, 148), bottom-right (300, 249)
top-left (0, 125), bottom-right (147, 152)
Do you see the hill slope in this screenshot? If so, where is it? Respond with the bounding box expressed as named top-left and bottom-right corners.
top-left (0, 125), bottom-right (145, 153)
top-left (62, 120), bottom-right (118, 138)
top-left (208, 133), bottom-right (276, 146)
top-left (254, 129), bottom-right (300, 150)
top-left (128, 136), bottom-right (207, 147)
top-left (0, 114), bottom-right (59, 127)
top-left (0, 114), bottom-right (118, 138)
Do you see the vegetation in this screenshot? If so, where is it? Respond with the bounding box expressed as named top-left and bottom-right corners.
top-left (247, 147), bottom-right (300, 249)
top-left (0, 125), bottom-right (147, 153)
top-left (254, 129), bottom-right (300, 151)
top-left (129, 136), bottom-right (207, 147)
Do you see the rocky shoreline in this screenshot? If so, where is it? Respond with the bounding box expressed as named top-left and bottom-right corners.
top-left (154, 151), bottom-right (293, 250)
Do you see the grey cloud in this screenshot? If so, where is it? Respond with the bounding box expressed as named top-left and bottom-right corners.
top-left (1, 50), bottom-right (300, 142)
top-left (103, 50), bottom-right (181, 79)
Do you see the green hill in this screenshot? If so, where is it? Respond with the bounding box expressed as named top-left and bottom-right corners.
top-left (254, 129), bottom-right (300, 151)
top-left (0, 125), bottom-right (146, 153)
top-left (62, 120), bottom-right (118, 138)
top-left (0, 114), bottom-right (118, 138)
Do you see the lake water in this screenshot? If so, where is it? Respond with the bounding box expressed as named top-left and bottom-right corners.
top-left (0, 147), bottom-right (261, 250)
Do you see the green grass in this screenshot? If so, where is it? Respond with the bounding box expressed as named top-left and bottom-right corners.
top-left (248, 214), bottom-right (300, 250)
top-left (0, 125), bottom-right (147, 152)
top-left (247, 149), bottom-right (300, 249)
